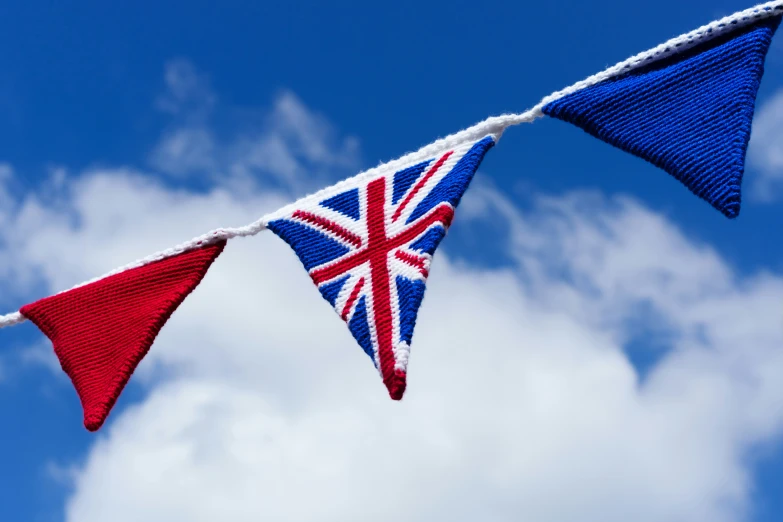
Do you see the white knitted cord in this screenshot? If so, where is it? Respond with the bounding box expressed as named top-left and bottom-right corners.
top-left (534, 0), bottom-right (783, 110)
top-left (0, 312), bottom-right (25, 328)
top-left (0, 0), bottom-right (780, 330)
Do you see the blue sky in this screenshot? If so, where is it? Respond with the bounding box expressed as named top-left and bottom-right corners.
top-left (1, 1), bottom-right (783, 521)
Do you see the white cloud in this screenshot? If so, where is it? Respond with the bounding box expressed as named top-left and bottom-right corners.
top-left (155, 59), bottom-right (216, 117)
top-left (18, 340), bottom-right (68, 377)
top-left (2, 163), bottom-right (783, 522)
top-left (0, 162), bottom-right (12, 180)
top-left (149, 60), bottom-right (359, 191)
top-left (266, 91), bottom-right (360, 169)
top-left (222, 91), bottom-right (360, 193)
top-left (748, 88), bottom-right (783, 201)
top-left (0, 162), bottom-right (16, 214)
top-left (3, 73), bottom-right (783, 522)
top-left (149, 127), bottom-right (217, 175)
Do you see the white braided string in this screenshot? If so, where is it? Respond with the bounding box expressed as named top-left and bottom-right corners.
top-left (0, 1), bottom-right (780, 329)
top-left (0, 312), bottom-right (25, 328)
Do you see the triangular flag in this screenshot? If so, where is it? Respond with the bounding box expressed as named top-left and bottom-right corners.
top-left (542, 14), bottom-right (782, 218)
top-left (20, 241), bottom-right (226, 431)
top-left (266, 136), bottom-right (495, 399)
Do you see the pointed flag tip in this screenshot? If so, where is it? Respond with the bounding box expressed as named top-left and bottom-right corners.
top-left (84, 413), bottom-right (106, 432)
top-left (21, 241), bottom-right (226, 431)
top-left (386, 370), bottom-right (407, 400)
top-left (724, 200), bottom-right (740, 220)
top-left (543, 14), bottom-right (781, 218)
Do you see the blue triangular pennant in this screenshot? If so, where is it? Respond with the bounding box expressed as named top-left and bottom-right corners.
top-left (543, 15), bottom-right (782, 218)
top-left (266, 136), bottom-right (495, 399)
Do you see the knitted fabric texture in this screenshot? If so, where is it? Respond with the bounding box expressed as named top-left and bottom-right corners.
top-left (542, 15), bottom-right (782, 218)
top-left (267, 136), bottom-right (495, 400)
top-left (20, 241), bottom-right (226, 431)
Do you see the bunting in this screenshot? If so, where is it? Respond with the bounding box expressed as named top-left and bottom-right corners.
top-left (0, 2), bottom-right (780, 431)
top-left (265, 136), bottom-right (496, 399)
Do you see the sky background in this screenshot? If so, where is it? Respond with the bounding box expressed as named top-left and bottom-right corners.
top-left (0, 1), bottom-right (783, 521)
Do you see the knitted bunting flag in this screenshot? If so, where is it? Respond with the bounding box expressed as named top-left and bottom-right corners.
top-left (542, 13), bottom-right (782, 218)
top-left (20, 241), bottom-right (226, 431)
top-left (266, 136), bottom-right (496, 399)
top-left (0, 2), bottom-right (781, 432)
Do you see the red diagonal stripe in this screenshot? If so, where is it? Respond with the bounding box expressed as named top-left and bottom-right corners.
top-left (293, 210), bottom-right (362, 247)
top-left (310, 249), bottom-right (370, 286)
top-left (389, 204), bottom-right (454, 249)
top-left (392, 151), bottom-right (454, 222)
top-left (394, 250), bottom-right (428, 277)
top-left (341, 277), bottom-right (365, 320)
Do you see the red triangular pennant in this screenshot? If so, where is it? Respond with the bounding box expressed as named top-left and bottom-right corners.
top-left (20, 241), bottom-right (226, 431)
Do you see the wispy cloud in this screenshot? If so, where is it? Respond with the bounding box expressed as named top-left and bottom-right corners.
top-left (149, 60), bottom-right (360, 194)
top-left (748, 88), bottom-right (783, 201)
top-left (18, 340), bottom-right (66, 377)
top-left (155, 59), bottom-right (216, 118)
top-left (149, 127), bottom-right (217, 176)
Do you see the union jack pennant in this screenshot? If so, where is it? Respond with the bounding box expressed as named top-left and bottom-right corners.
top-left (266, 135), bottom-right (495, 399)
